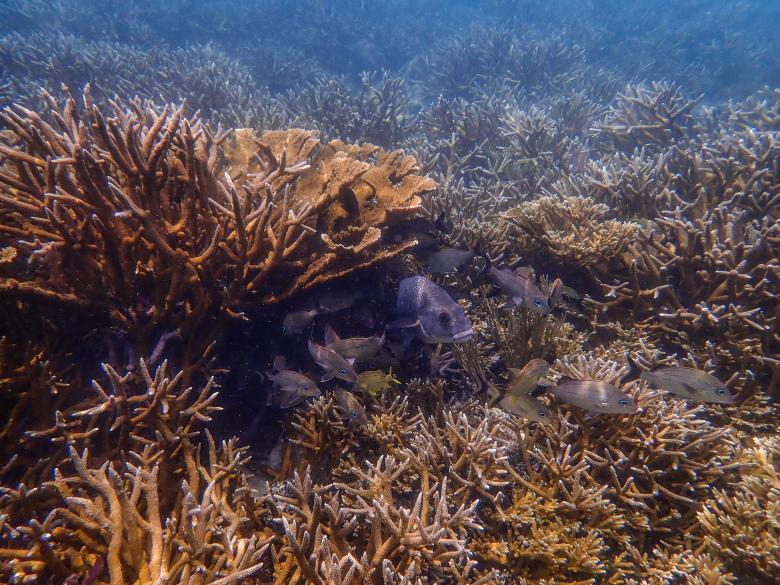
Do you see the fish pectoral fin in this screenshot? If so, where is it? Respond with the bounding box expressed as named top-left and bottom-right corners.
top-left (387, 318), bottom-right (420, 329)
top-left (529, 385), bottom-right (547, 397)
top-left (321, 374), bottom-right (333, 382)
top-left (681, 382), bottom-right (699, 395)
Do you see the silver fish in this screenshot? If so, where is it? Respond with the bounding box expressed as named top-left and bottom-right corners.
top-left (506, 358), bottom-right (550, 396)
top-left (548, 378), bottom-right (637, 414)
top-left (266, 370), bottom-right (320, 408)
top-left (390, 276), bottom-right (473, 344)
top-left (334, 388), bottom-right (369, 425)
top-left (314, 289), bottom-right (363, 313)
top-left (641, 367), bottom-right (735, 404)
top-left (421, 246), bottom-right (475, 274)
top-left (324, 326), bottom-right (385, 362)
top-left (282, 308), bottom-right (318, 335)
top-left (498, 392), bottom-right (553, 424)
top-left (489, 266), bottom-right (550, 314)
top-left (308, 338), bottom-right (358, 383)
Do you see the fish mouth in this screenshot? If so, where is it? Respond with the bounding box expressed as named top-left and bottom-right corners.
top-left (452, 328), bottom-right (474, 343)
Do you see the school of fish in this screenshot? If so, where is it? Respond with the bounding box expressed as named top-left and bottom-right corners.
top-left (267, 257), bottom-right (736, 427)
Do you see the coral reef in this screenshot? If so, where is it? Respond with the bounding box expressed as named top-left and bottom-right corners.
top-left (0, 92), bottom-right (432, 364)
top-left (1, 1), bottom-right (779, 583)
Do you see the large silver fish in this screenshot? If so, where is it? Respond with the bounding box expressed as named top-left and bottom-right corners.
top-left (506, 358), bottom-right (550, 396)
top-left (488, 266), bottom-right (550, 314)
top-left (308, 338), bottom-right (358, 383)
top-left (334, 388), bottom-right (369, 425)
top-left (324, 326), bottom-right (385, 362)
top-left (547, 378), bottom-right (637, 414)
top-left (390, 276), bottom-right (473, 344)
top-left (640, 367), bottom-right (736, 404)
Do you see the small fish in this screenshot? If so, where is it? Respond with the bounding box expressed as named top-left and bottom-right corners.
top-left (334, 388), bottom-right (369, 425)
top-left (324, 326), bottom-right (385, 362)
top-left (506, 359), bottom-right (550, 396)
top-left (356, 368), bottom-right (400, 398)
top-left (308, 338), bottom-right (358, 383)
top-left (488, 266), bottom-right (550, 314)
top-left (265, 368), bottom-right (320, 409)
top-left (498, 392), bottom-right (553, 424)
top-left (314, 289), bottom-right (363, 314)
top-left (550, 278), bottom-right (582, 308)
top-left (641, 366), bottom-right (735, 404)
top-left (282, 308), bottom-right (318, 335)
top-left (389, 276), bottom-right (473, 344)
top-left (546, 378), bottom-right (637, 414)
top-left (421, 246), bottom-right (476, 274)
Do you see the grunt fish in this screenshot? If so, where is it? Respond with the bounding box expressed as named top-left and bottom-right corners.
top-left (324, 326), bottom-right (385, 362)
top-left (421, 246), bottom-right (476, 274)
top-left (265, 366), bottom-right (320, 409)
top-left (334, 388), bottom-right (369, 425)
top-left (356, 368), bottom-right (400, 398)
top-left (308, 338), bottom-right (358, 383)
top-left (282, 308), bottom-right (318, 335)
top-left (314, 289), bottom-right (363, 314)
top-left (506, 358), bottom-right (550, 396)
top-left (498, 392), bottom-right (553, 424)
top-left (282, 289), bottom-right (363, 336)
top-left (546, 378), bottom-right (637, 414)
top-left (389, 276), bottom-right (473, 344)
top-left (488, 266), bottom-right (550, 314)
top-left (640, 366), bottom-right (736, 404)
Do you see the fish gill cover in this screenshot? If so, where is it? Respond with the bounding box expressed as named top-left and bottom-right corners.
top-left (0, 0), bottom-right (778, 583)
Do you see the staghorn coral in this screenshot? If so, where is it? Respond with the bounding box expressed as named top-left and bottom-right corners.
top-left (0, 358), bottom-right (271, 584)
top-left (260, 395), bottom-right (510, 585)
top-left (593, 82), bottom-right (702, 150)
top-left (0, 91), bottom-right (432, 361)
top-left (694, 436), bottom-right (780, 580)
top-left (503, 194), bottom-right (640, 267)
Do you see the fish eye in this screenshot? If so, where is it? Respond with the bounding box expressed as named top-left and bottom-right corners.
top-left (438, 310), bottom-right (451, 324)
top-left (340, 369), bottom-right (348, 375)
top-left (538, 411), bottom-right (546, 417)
top-left (534, 299), bottom-right (543, 307)
top-left (619, 399), bottom-right (629, 407)
top-left (717, 388), bottom-right (726, 396)
top-left (303, 385), bottom-right (310, 391)
top-left (351, 410), bottom-right (358, 418)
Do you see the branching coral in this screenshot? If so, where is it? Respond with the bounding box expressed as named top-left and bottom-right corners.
top-left (260, 395), bottom-right (511, 585)
top-left (695, 436), bottom-right (780, 580)
top-left (503, 194), bottom-right (639, 267)
top-left (0, 91), bottom-right (432, 362)
top-left (0, 359), bottom-right (270, 584)
top-left (593, 82), bottom-right (702, 150)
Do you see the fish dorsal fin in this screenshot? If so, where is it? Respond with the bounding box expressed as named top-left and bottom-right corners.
top-left (324, 326), bottom-right (341, 346)
top-left (558, 376), bottom-right (576, 385)
top-left (515, 266), bottom-right (533, 279)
